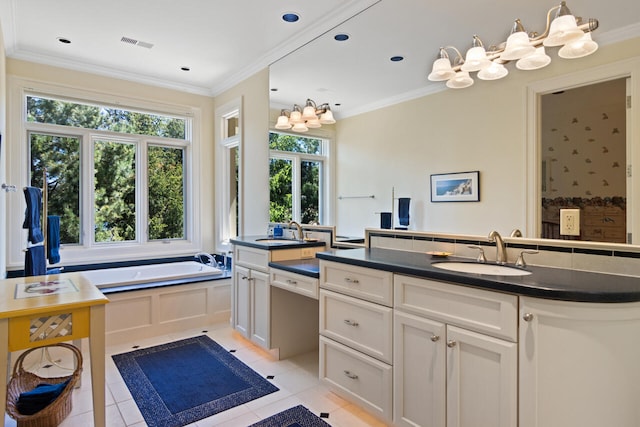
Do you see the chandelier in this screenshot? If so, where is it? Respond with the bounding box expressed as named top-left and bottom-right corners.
top-left (275, 99), bottom-right (336, 132)
top-left (428, 1), bottom-right (599, 89)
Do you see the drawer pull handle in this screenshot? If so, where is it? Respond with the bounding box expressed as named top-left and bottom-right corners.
top-left (430, 335), bottom-right (440, 342)
top-left (447, 340), bottom-right (457, 348)
top-left (343, 370), bottom-right (359, 380)
top-left (241, 276), bottom-right (248, 280)
top-left (286, 279), bottom-right (298, 285)
top-left (523, 313), bottom-right (534, 322)
top-left (344, 277), bottom-right (360, 284)
top-left (344, 319), bottom-right (359, 327)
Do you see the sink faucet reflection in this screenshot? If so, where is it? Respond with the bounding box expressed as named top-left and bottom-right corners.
top-left (488, 230), bottom-right (507, 265)
top-left (288, 221), bottom-right (303, 240)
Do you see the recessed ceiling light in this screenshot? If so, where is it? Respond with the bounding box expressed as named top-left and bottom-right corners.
top-left (57, 37), bottom-right (71, 44)
top-left (390, 56), bottom-right (404, 62)
top-left (180, 66), bottom-right (190, 72)
top-left (334, 34), bottom-right (350, 42)
top-left (282, 13), bottom-right (300, 23)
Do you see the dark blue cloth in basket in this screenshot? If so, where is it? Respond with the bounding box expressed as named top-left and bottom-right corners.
top-left (16, 380), bottom-right (69, 415)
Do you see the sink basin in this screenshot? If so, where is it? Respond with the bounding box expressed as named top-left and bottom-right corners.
top-left (254, 238), bottom-right (302, 244)
top-left (432, 262), bottom-right (532, 276)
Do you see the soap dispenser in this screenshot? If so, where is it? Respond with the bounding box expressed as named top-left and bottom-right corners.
top-left (274, 224), bottom-right (283, 238)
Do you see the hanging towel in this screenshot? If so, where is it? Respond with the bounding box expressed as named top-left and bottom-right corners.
top-left (25, 245), bottom-right (47, 277)
top-left (47, 215), bottom-right (61, 264)
top-left (398, 198), bottom-right (411, 226)
top-left (23, 187), bottom-right (44, 244)
top-left (380, 212), bottom-right (392, 229)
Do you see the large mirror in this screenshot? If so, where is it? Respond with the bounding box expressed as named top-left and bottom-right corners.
top-left (270, 0), bottom-right (640, 245)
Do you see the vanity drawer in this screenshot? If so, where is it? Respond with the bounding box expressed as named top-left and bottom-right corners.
top-left (320, 261), bottom-right (393, 306)
top-left (320, 289), bottom-right (392, 363)
top-left (394, 274), bottom-right (518, 342)
top-left (234, 245), bottom-right (269, 272)
top-left (319, 336), bottom-right (392, 421)
top-left (270, 268), bottom-right (318, 299)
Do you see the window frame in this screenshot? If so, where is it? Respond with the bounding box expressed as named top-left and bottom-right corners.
top-left (6, 78), bottom-right (202, 268)
top-left (268, 131), bottom-right (330, 225)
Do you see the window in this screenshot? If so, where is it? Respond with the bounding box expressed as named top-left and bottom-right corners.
top-left (269, 132), bottom-right (326, 224)
top-left (26, 94), bottom-right (190, 247)
top-left (215, 100), bottom-right (241, 252)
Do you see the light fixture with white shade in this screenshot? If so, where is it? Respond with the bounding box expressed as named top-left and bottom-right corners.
top-left (428, 1), bottom-right (598, 90)
top-left (275, 99), bottom-right (336, 132)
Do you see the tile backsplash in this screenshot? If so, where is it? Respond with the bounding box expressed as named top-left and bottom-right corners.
top-left (366, 228), bottom-right (640, 278)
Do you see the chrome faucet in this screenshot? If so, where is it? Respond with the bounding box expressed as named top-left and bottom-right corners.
top-left (488, 230), bottom-right (507, 265)
top-left (288, 220), bottom-right (303, 240)
top-left (195, 252), bottom-right (216, 267)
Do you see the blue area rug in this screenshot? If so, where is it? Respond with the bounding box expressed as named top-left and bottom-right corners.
top-left (112, 335), bottom-right (279, 427)
top-left (249, 405), bottom-right (331, 427)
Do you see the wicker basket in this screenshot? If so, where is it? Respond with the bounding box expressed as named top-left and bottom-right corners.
top-left (6, 343), bottom-right (83, 427)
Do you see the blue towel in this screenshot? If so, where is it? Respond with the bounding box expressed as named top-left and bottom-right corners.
top-left (22, 187), bottom-right (44, 244)
top-left (25, 245), bottom-right (47, 276)
top-left (47, 215), bottom-right (61, 264)
top-left (380, 212), bottom-right (392, 229)
top-left (398, 197), bottom-right (411, 226)
top-left (17, 380), bottom-right (69, 415)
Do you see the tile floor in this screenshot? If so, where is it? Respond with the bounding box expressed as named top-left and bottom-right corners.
top-left (4, 322), bottom-right (390, 427)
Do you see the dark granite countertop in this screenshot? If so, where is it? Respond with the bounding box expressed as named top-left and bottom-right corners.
top-left (269, 258), bottom-right (320, 279)
top-left (231, 236), bottom-right (326, 250)
top-left (315, 248), bottom-right (640, 303)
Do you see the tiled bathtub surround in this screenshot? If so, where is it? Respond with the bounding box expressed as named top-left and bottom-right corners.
top-left (366, 229), bottom-right (640, 277)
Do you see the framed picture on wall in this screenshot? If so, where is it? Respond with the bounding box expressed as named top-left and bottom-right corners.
top-left (430, 171), bottom-right (480, 202)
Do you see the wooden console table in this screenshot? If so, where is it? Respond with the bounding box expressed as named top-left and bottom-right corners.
top-left (0, 272), bottom-right (109, 427)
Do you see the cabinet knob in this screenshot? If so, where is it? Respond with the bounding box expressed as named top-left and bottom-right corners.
top-left (447, 340), bottom-right (457, 348)
top-left (345, 277), bottom-right (360, 284)
top-left (523, 313), bottom-right (534, 322)
top-left (430, 335), bottom-right (440, 342)
top-left (343, 370), bottom-right (359, 380)
top-left (344, 319), bottom-right (359, 327)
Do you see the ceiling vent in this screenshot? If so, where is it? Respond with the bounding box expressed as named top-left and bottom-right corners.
top-left (120, 36), bottom-right (154, 49)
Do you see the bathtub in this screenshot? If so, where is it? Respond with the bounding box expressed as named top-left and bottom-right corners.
top-left (81, 261), bottom-right (224, 290)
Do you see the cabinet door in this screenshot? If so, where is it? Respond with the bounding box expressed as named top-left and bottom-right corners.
top-left (446, 325), bottom-right (517, 427)
top-left (233, 265), bottom-right (251, 338)
top-left (250, 269), bottom-right (270, 348)
top-left (520, 297), bottom-right (640, 427)
top-left (393, 311), bottom-right (446, 427)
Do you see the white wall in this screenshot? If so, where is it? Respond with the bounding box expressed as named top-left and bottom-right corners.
top-left (0, 23), bottom-right (6, 276)
top-left (334, 37), bottom-right (640, 238)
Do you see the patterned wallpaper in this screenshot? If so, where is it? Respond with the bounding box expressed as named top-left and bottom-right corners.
top-left (541, 78), bottom-right (626, 198)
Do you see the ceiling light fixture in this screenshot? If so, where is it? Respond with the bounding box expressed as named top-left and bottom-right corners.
top-left (428, 1), bottom-right (598, 89)
top-left (275, 99), bottom-right (336, 133)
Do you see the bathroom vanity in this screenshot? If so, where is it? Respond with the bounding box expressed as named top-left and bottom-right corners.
top-left (230, 235), bottom-right (327, 359)
top-left (316, 247), bottom-right (640, 427)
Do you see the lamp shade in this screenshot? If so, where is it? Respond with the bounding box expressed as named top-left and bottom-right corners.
top-left (543, 15), bottom-right (584, 47)
top-left (319, 109), bottom-right (336, 124)
top-left (306, 118), bottom-right (321, 128)
top-left (446, 71), bottom-right (474, 89)
top-left (275, 114), bottom-right (291, 129)
top-left (289, 109), bottom-right (303, 123)
top-left (461, 46), bottom-right (491, 72)
top-left (291, 122), bottom-right (308, 132)
top-left (516, 46), bottom-right (551, 70)
top-left (501, 32), bottom-right (536, 60)
top-left (477, 61), bottom-right (509, 80)
top-left (558, 32), bottom-right (598, 59)
top-left (428, 57), bottom-right (456, 81)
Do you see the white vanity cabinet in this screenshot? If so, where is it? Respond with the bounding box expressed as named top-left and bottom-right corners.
top-left (233, 255), bottom-right (270, 348)
top-left (393, 274), bottom-right (518, 427)
top-left (319, 260), bottom-right (394, 422)
top-left (519, 296), bottom-right (640, 427)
